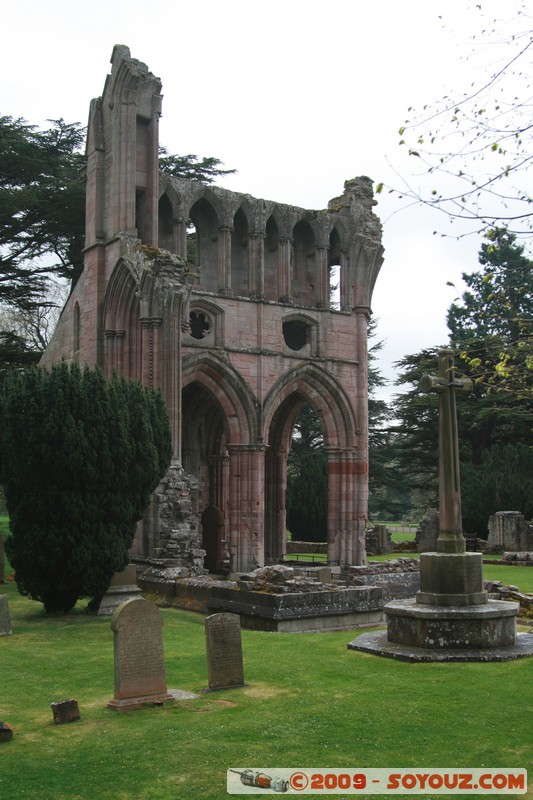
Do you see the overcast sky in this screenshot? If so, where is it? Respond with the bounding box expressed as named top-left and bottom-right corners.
top-left (2, 0), bottom-right (524, 399)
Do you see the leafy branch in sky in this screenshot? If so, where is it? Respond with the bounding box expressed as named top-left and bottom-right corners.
top-left (377, 2), bottom-right (533, 238)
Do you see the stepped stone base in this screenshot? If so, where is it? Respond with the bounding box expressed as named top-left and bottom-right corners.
top-left (386, 598), bottom-right (518, 649)
top-left (348, 629), bottom-right (533, 663)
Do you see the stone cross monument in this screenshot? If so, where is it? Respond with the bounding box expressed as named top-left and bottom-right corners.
top-left (349, 347), bottom-right (530, 660)
top-left (417, 349), bottom-right (487, 606)
top-left (419, 348), bottom-right (473, 555)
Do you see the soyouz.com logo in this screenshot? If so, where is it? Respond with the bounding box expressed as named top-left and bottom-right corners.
top-left (227, 768), bottom-right (527, 794)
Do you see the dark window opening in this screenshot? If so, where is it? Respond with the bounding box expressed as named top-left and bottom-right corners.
top-left (283, 320), bottom-right (308, 351)
top-left (190, 310), bottom-right (211, 339)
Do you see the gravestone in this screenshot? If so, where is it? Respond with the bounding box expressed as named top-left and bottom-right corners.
top-left (205, 613), bottom-right (244, 690)
top-left (97, 564), bottom-right (142, 616)
top-left (51, 699), bottom-right (80, 724)
top-left (0, 535), bottom-right (4, 583)
top-left (0, 595), bottom-right (11, 636)
top-left (107, 598), bottom-right (174, 711)
top-left (415, 508), bottom-right (439, 553)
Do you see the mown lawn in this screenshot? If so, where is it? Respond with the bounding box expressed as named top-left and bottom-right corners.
top-left (1, 569), bottom-right (532, 800)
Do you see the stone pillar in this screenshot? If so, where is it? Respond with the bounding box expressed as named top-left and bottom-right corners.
top-left (115, 331), bottom-right (125, 375)
top-left (140, 319), bottom-right (153, 387)
top-left (174, 218), bottom-right (188, 258)
top-left (218, 226), bottom-right (232, 294)
top-left (249, 232), bottom-right (265, 298)
top-left (278, 237), bottom-right (292, 302)
top-left (144, 103), bottom-right (161, 247)
top-left (227, 445), bottom-right (266, 572)
top-left (104, 330), bottom-right (116, 378)
top-left (315, 245), bottom-right (328, 308)
top-left (326, 448), bottom-right (361, 566)
top-left (264, 449), bottom-right (286, 564)
top-left (353, 306), bottom-right (370, 565)
top-left (139, 318), bottom-right (162, 389)
top-left (487, 511), bottom-right (525, 552)
top-left (339, 252), bottom-right (350, 311)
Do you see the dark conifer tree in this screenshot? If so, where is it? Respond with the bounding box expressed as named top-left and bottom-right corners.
top-left (1, 363), bottom-right (172, 613)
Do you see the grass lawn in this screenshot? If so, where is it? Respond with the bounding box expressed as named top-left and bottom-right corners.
top-left (1, 572), bottom-right (532, 800)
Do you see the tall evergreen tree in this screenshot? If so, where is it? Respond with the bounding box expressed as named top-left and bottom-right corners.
top-left (391, 229), bottom-right (533, 531)
top-left (1, 364), bottom-right (172, 614)
top-left (0, 115), bottom-right (236, 370)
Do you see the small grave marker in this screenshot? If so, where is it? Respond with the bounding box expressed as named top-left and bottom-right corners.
top-left (205, 612), bottom-right (245, 691)
top-left (107, 598), bottom-right (174, 712)
top-left (0, 722), bottom-right (13, 743)
top-left (0, 595), bottom-right (11, 636)
top-left (51, 699), bottom-right (80, 724)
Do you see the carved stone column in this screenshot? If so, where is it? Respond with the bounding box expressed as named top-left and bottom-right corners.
top-left (278, 237), bottom-right (292, 302)
top-left (218, 226), bottom-right (232, 294)
top-left (315, 245), bottom-right (328, 308)
top-left (227, 445), bottom-right (266, 572)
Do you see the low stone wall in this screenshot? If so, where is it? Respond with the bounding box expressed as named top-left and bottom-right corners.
top-left (349, 558), bottom-right (420, 602)
top-left (502, 552), bottom-right (533, 564)
top-left (206, 583), bottom-right (383, 632)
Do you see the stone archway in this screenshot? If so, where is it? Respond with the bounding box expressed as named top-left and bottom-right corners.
top-left (263, 365), bottom-right (364, 568)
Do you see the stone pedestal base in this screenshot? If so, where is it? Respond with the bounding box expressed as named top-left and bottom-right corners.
top-left (386, 598), bottom-right (518, 649)
top-left (97, 565), bottom-right (143, 616)
top-left (107, 692), bottom-right (175, 712)
top-left (348, 629), bottom-right (533, 663)
top-left (417, 552), bottom-right (488, 606)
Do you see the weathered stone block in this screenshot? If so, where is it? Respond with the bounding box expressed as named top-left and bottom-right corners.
top-left (0, 722), bottom-right (13, 743)
top-left (51, 699), bottom-right (80, 724)
top-left (417, 552), bottom-right (488, 606)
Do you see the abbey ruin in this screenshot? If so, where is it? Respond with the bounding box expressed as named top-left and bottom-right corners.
top-left (41, 46), bottom-right (384, 576)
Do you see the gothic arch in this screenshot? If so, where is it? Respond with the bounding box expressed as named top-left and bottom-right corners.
top-left (231, 206), bottom-right (249, 294)
top-left (265, 203), bottom-right (289, 238)
top-left (182, 352), bottom-right (258, 445)
top-left (187, 195), bottom-right (221, 292)
top-left (102, 259), bottom-right (142, 379)
top-left (263, 363), bottom-right (359, 450)
top-left (263, 364), bottom-right (360, 565)
top-left (291, 218), bottom-right (316, 306)
top-left (181, 352), bottom-right (260, 572)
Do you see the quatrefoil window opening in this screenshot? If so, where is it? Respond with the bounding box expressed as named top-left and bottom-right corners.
top-left (189, 310), bottom-right (212, 340)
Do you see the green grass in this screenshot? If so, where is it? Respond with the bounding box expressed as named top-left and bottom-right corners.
top-left (1, 577), bottom-right (533, 800)
top-left (391, 531), bottom-right (416, 543)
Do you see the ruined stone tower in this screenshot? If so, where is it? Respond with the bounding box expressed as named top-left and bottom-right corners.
top-left (41, 46), bottom-right (384, 575)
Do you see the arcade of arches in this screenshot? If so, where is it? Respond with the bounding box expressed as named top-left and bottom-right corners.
top-left (41, 46), bottom-right (384, 576)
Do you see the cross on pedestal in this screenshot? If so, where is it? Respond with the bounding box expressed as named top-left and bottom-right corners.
top-left (419, 349), bottom-right (473, 555)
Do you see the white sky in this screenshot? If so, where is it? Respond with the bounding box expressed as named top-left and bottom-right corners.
top-left (2, 0), bottom-right (524, 399)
